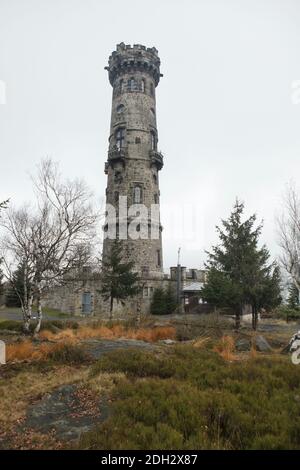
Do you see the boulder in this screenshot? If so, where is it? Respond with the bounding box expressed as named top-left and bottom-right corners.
top-left (236, 338), bottom-right (251, 352)
top-left (160, 339), bottom-right (176, 345)
top-left (0, 341), bottom-right (5, 365)
top-left (254, 335), bottom-right (272, 352)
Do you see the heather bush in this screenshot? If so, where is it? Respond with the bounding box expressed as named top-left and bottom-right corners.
top-left (83, 346), bottom-right (300, 450)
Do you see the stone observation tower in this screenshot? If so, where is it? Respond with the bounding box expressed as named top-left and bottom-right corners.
top-left (103, 43), bottom-right (164, 279)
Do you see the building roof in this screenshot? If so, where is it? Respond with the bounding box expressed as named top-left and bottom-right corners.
top-left (182, 282), bottom-right (204, 292)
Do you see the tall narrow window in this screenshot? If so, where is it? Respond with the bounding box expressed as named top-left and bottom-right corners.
top-left (141, 79), bottom-right (145, 92)
top-left (128, 77), bottom-right (135, 91)
top-left (150, 131), bottom-right (156, 150)
top-left (154, 194), bottom-right (158, 204)
top-left (157, 250), bottom-right (161, 267)
top-left (119, 79), bottom-right (123, 94)
top-left (150, 83), bottom-right (154, 96)
top-left (133, 186), bottom-right (142, 204)
top-left (116, 128), bottom-right (125, 149)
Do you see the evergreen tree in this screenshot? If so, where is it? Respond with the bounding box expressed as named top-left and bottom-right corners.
top-left (150, 287), bottom-right (166, 315)
top-left (201, 200), bottom-right (282, 329)
top-left (5, 262), bottom-right (31, 308)
top-left (287, 282), bottom-right (300, 310)
top-left (100, 240), bottom-right (140, 318)
top-left (164, 283), bottom-right (177, 314)
top-left (200, 268), bottom-right (242, 312)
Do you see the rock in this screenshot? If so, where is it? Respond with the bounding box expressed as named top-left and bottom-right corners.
top-left (0, 340), bottom-right (5, 365)
top-left (160, 339), bottom-right (176, 345)
top-left (24, 384), bottom-right (109, 441)
top-left (153, 322), bottom-right (172, 328)
top-left (82, 338), bottom-right (155, 359)
top-left (254, 335), bottom-right (272, 352)
top-left (236, 338), bottom-right (251, 352)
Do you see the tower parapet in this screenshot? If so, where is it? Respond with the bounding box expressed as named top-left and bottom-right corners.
top-left (105, 42), bottom-right (163, 87)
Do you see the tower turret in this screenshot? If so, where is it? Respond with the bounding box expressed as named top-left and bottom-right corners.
top-left (103, 43), bottom-right (164, 279)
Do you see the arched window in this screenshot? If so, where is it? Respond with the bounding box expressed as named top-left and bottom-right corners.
top-left (116, 127), bottom-right (125, 149)
top-left (154, 194), bottom-right (158, 204)
top-left (133, 186), bottom-right (142, 204)
top-left (116, 104), bottom-right (125, 114)
top-left (150, 131), bottom-right (156, 150)
top-left (128, 77), bottom-right (135, 91)
top-left (141, 79), bottom-right (145, 92)
top-left (153, 173), bottom-right (157, 184)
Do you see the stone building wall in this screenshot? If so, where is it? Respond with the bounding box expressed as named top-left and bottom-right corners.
top-left (43, 276), bottom-right (176, 318)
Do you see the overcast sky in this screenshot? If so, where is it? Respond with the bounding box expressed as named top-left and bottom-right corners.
top-left (0, 0), bottom-right (300, 271)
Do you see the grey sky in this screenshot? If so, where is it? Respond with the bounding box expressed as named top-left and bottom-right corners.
top-left (0, 0), bottom-right (300, 271)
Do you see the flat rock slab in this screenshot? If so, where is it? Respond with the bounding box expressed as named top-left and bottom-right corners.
top-left (236, 338), bottom-right (251, 352)
top-left (82, 338), bottom-right (156, 359)
top-left (254, 335), bottom-right (272, 352)
top-left (25, 384), bottom-right (109, 441)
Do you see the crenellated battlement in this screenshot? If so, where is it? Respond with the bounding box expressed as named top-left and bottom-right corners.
top-left (116, 43), bottom-right (159, 56)
top-left (105, 42), bottom-right (163, 87)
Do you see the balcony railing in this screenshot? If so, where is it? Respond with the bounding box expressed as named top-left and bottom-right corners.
top-left (149, 149), bottom-right (164, 170)
top-left (105, 145), bottom-right (127, 172)
top-left (108, 145), bottom-right (127, 160)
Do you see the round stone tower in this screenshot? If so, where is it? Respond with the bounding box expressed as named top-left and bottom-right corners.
top-left (103, 43), bottom-right (164, 279)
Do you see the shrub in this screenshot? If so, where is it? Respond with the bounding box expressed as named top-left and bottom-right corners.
top-left (47, 342), bottom-right (91, 364)
top-left (91, 349), bottom-right (176, 379)
top-left (0, 320), bottom-right (23, 332)
top-left (81, 346), bottom-right (300, 450)
top-left (273, 305), bottom-right (300, 321)
top-left (150, 287), bottom-right (167, 315)
top-left (40, 320), bottom-right (79, 332)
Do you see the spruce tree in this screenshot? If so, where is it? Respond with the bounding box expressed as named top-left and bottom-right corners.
top-left (201, 200), bottom-right (282, 329)
top-left (164, 284), bottom-right (177, 314)
top-left (150, 287), bottom-right (166, 315)
top-left (100, 239), bottom-right (140, 318)
top-left (287, 282), bottom-right (300, 310)
top-left (5, 262), bottom-right (32, 308)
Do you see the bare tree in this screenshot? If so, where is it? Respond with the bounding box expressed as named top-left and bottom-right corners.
top-left (1, 159), bottom-right (99, 334)
top-left (0, 200), bottom-right (9, 213)
top-left (277, 183), bottom-right (300, 303)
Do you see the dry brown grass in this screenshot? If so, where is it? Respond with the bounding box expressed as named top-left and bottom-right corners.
top-left (193, 337), bottom-right (211, 349)
top-left (214, 335), bottom-right (237, 361)
top-left (6, 341), bottom-right (55, 362)
top-left (250, 344), bottom-right (258, 358)
top-left (6, 324), bottom-right (176, 363)
top-left (6, 340), bottom-right (78, 362)
top-left (39, 324), bottom-right (176, 344)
